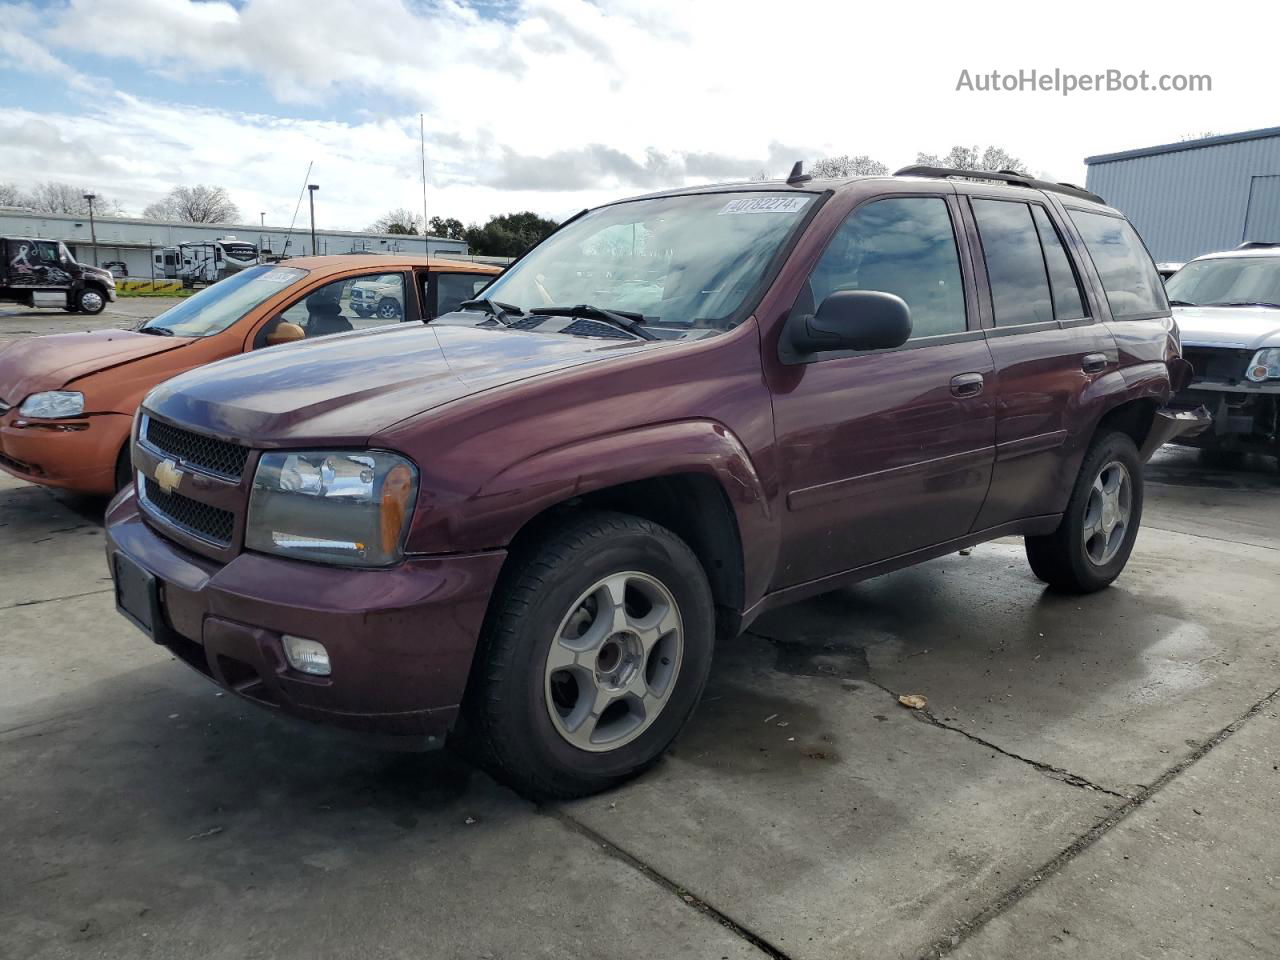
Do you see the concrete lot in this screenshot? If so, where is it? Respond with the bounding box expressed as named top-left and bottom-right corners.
top-left (1, 308), bottom-right (1278, 957)
top-left (0, 297), bottom-right (180, 342)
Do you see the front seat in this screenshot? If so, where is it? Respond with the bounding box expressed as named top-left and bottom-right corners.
top-left (304, 286), bottom-right (353, 337)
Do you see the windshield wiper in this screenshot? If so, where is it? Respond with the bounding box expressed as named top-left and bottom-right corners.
top-left (1206, 301), bottom-right (1280, 309)
top-left (137, 325), bottom-right (174, 336)
top-left (458, 298), bottom-right (525, 326)
top-left (1167, 299), bottom-right (1197, 307)
top-left (533, 304), bottom-right (657, 340)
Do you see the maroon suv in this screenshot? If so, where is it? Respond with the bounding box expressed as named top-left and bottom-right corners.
top-left (106, 166), bottom-right (1207, 797)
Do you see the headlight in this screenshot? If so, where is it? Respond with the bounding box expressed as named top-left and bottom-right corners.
top-left (1246, 348), bottom-right (1280, 382)
top-left (246, 450), bottom-right (418, 567)
top-left (19, 391), bottom-right (85, 418)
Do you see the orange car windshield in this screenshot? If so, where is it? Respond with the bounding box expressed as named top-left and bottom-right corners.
top-left (140, 266), bottom-right (308, 338)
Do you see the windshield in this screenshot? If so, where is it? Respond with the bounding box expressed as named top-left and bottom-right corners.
top-left (140, 265), bottom-right (308, 337)
top-left (478, 191), bottom-right (817, 330)
top-left (1165, 257), bottom-right (1280, 307)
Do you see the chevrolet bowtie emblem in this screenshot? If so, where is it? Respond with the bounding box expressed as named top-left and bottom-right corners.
top-left (154, 458), bottom-right (183, 495)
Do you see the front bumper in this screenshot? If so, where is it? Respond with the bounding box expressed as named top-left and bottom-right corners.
top-left (1170, 380), bottom-right (1279, 454)
top-left (105, 487), bottom-right (507, 746)
top-left (0, 412), bottom-right (130, 493)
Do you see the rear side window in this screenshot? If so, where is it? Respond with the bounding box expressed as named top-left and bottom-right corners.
top-left (972, 199), bottom-right (1053, 326)
top-left (808, 196), bottom-right (967, 340)
top-left (1031, 206), bottom-right (1087, 320)
top-left (1069, 210), bottom-right (1167, 319)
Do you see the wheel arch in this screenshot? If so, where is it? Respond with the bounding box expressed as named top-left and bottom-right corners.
top-left (455, 419), bottom-right (774, 630)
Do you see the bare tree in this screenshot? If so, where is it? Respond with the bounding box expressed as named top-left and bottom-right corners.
top-left (143, 184), bottom-right (240, 223)
top-left (915, 145), bottom-right (1026, 173)
top-left (368, 208), bottom-right (423, 235)
top-left (809, 155), bottom-right (889, 178)
top-left (24, 181), bottom-right (124, 216)
top-left (0, 182), bottom-right (23, 207)
top-left (1178, 131), bottom-right (1218, 142)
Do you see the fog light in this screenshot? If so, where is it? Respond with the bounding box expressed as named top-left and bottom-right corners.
top-left (282, 635), bottom-right (331, 676)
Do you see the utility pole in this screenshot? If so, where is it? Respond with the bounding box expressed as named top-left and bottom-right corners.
top-left (307, 185), bottom-right (319, 256)
top-left (83, 193), bottom-right (98, 266)
top-left (420, 113), bottom-right (429, 255)
top-left (259, 211), bottom-right (265, 257)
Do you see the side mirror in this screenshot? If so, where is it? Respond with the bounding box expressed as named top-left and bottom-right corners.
top-left (265, 321), bottom-right (305, 346)
top-left (789, 290), bottom-right (912, 354)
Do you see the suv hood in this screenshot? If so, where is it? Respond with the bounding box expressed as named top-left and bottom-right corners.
top-left (144, 322), bottom-right (655, 445)
top-left (0, 330), bottom-right (187, 407)
top-left (1174, 305), bottom-right (1280, 350)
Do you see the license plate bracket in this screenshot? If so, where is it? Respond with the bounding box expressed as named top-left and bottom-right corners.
top-left (113, 552), bottom-right (162, 642)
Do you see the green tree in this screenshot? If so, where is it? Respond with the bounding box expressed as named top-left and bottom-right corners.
top-left (427, 216), bottom-right (465, 240)
top-left (463, 211), bottom-right (560, 258)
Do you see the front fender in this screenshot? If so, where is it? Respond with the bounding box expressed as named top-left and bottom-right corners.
top-left (420, 419), bottom-right (777, 607)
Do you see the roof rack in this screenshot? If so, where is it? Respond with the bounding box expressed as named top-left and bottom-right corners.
top-left (893, 165), bottom-right (1106, 205)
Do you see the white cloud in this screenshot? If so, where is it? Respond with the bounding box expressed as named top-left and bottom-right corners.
top-left (1, 0), bottom-right (1275, 227)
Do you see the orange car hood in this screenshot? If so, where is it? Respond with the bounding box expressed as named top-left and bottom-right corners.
top-left (0, 331), bottom-right (188, 405)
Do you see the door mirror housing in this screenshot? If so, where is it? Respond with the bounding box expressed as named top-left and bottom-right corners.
top-left (789, 290), bottom-right (912, 354)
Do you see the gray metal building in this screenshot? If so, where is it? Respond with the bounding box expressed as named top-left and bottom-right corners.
top-left (1085, 126), bottom-right (1280, 263)
top-left (0, 208), bottom-right (469, 278)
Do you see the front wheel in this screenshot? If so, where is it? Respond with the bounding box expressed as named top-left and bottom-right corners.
top-left (1025, 431), bottom-right (1144, 592)
top-left (77, 286), bottom-right (106, 314)
top-left (466, 510), bottom-right (715, 798)
top-left (375, 298), bottom-right (402, 320)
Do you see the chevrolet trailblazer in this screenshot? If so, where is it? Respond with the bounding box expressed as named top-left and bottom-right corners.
top-left (106, 166), bottom-right (1206, 797)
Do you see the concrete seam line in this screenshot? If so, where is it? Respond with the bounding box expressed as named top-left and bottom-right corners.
top-left (544, 807), bottom-right (795, 960)
top-left (1140, 523), bottom-right (1280, 553)
top-left (0, 588), bottom-right (114, 612)
top-left (923, 683), bottom-right (1280, 960)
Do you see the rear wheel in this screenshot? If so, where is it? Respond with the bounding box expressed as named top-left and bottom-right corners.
top-left (467, 510), bottom-right (714, 798)
top-left (1025, 431), bottom-right (1143, 592)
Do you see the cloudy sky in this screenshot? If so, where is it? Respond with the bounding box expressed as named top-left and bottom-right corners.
top-left (0, 0), bottom-right (1272, 232)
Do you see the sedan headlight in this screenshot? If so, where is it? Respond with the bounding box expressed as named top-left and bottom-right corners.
top-left (246, 451), bottom-right (418, 567)
top-left (1246, 348), bottom-right (1280, 382)
top-left (19, 391), bottom-right (85, 418)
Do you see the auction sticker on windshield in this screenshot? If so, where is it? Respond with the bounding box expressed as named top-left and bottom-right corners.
top-left (718, 196), bottom-right (811, 215)
top-left (261, 268), bottom-right (302, 283)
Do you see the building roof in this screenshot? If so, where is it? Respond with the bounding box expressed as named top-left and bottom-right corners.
top-left (0, 207), bottom-right (463, 244)
top-left (1085, 125), bottom-right (1280, 166)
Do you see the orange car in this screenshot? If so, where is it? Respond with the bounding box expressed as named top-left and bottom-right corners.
top-left (0, 255), bottom-right (499, 494)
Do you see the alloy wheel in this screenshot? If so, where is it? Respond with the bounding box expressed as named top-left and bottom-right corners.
top-left (543, 571), bottom-right (683, 752)
top-left (1082, 460), bottom-right (1132, 566)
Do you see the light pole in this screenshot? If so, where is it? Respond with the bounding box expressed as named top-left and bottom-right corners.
top-left (83, 193), bottom-right (98, 266)
top-left (307, 184), bottom-right (319, 256)
top-left (259, 211), bottom-right (265, 257)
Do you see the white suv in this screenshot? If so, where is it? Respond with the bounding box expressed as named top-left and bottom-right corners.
top-left (1165, 243), bottom-right (1280, 463)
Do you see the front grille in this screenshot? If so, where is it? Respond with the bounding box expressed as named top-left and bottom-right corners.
top-left (141, 476), bottom-right (235, 546)
top-left (143, 417), bottom-right (248, 480)
top-left (1182, 346), bottom-right (1253, 385)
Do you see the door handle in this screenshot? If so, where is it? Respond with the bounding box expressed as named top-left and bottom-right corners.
top-left (1082, 353), bottom-right (1108, 374)
top-left (950, 372), bottom-right (985, 398)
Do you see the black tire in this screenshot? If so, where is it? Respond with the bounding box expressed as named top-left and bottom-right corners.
top-left (63, 304), bottom-right (80, 313)
top-left (114, 445), bottom-right (133, 493)
top-left (375, 298), bottom-right (402, 320)
top-left (1025, 431), bottom-right (1144, 593)
top-left (466, 510), bottom-right (715, 799)
top-left (76, 286), bottom-right (107, 314)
